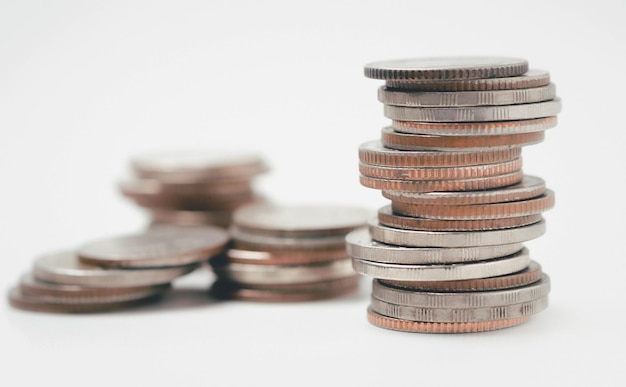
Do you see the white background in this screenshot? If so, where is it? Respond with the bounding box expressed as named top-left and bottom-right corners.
top-left (1, 1), bottom-right (624, 386)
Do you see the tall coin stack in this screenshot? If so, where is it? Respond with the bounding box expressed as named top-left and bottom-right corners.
top-left (209, 203), bottom-right (372, 302)
top-left (347, 57), bottom-right (560, 333)
top-left (119, 150), bottom-right (270, 228)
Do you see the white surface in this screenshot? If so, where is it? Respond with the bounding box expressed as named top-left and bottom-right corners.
top-left (1, 1), bottom-right (624, 386)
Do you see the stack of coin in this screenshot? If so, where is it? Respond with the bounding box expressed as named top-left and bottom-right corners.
top-left (8, 225), bottom-right (229, 313)
top-left (348, 56), bottom-right (560, 333)
top-left (209, 202), bottom-right (373, 302)
top-left (119, 150), bottom-right (270, 228)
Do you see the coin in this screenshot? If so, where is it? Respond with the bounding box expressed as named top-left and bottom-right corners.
top-left (225, 246), bottom-right (350, 265)
top-left (385, 69), bottom-right (550, 91)
top-left (148, 208), bottom-right (234, 228)
top-left (352, 248), bottom-right (530, 281)
top-left (378, 83), bottom-right (556, 107)
top-left (77, 225), bottom-right (229, 268)
top-left (33, 250), bottom-right (198, 287)
top-left (390, 189), bottom-right (555, 220)
top-left (364, 57), bottom-right (528, 80)
top-left (368, 217), bottom-right (546, 247)
top-left (345, 227), bottom-right (523, 264)
top-left (391, 116), bottom-right (557, 136)
top-left (230, 225), bottom-right (349, 249)
top-left (372, 274), bottom-right (550, 308)
top-left (382, 175), bottom-right (546, 205)
top-left (381, 126), bottom-right (545, 151)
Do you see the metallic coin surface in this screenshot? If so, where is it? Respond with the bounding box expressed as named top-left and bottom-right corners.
top-left (229, 225), bottom-right (349, 249)
top-left (345, 227), bottom-right (523, 264)
top-left (377, 205), bottom-right (543, 231)
top-left (378, 84), bottom-right (556, 107)
top-left (381, 126), bottom-right (545, 151)
top-left (372, 274), bottom-right (550, 308)
top-left (385, 69), bottom-right (550, 91)
top-left (368, 217), bottom-right (545, 247)
top-left (232, 203), bottom-right (373, 237)
top-left (359, 140), bottom-right (522, 167)
top-left (382, 260), bottom-right (543, 291)
top-left (77, 225), bottom-right (229, 268)
top-left (391, 116), bottom-right (557, 136)
top-left (224, 247), bottom-right (349, 265)
top-left (352, 248), bottom-right (530, 281)
top-left (382, 175), bottom-right (546, 205)
top-left (364, 57), bottom-right (528, 80)
top-left (148, 208), bottom-right (234, 228)
top-left (390, 190), bottom-right (555, 220)
top-left (359, 158), bottom-right (521, 181)
top-left (367, 307), bottom-right (529, 333)
top-left (33, 250), bottom-right (198, 288)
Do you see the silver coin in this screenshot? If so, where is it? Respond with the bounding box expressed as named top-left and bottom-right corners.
top-left (352, 247), bottom-right (530, 281)
top-left (229, 225), bottom-right (349, 249)
top-left (391, 117), bottom-right (557, 136)
top-left (368, 217), bottom-right (546, 247)
top-left (378, 84), bottom-right (556, 107)
top-left (211, 258), bottom-right (356, 285)
top-left (33, 250), bottom-right (198, 288)
top-left (345, 228), bottom-right (523, 264)
top-left (384, 98), bottom-right (561, 122)
top-left (77, 225), bottom-right (229, 268)
top-left (372, 274), bottom-right (550, 308)
top-left (369, 295), bottom-right (548, 323)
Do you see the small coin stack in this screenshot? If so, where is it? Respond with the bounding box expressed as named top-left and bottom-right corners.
top-left (209, 202), bottom-right (373, 302)
top-left (8, 225), bottom-right (229, 313)
top-left (119, 150), bottom-right (270, 228)
top-left (347, 56), bottom-right (560, 333)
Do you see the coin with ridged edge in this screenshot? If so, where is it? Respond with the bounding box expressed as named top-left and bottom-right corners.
top-left (391, 116), bottom-right (557, 136)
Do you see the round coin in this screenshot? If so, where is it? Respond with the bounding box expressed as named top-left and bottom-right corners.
top-left (385, 69), bottom-right (550, 91)
top-left (392, 116), bottom-right (557, 136)
top-left (345, 227), bottom-right (523, 264)
top-left (364, 57), bottom-right (528, 80)
top-left (378, 83), bottom-right (556, 107)
top-left (77, 225), bottom-right (230, 268)
top-left (223, 246), bottom-right (349, 265)
top-left (148, 208), bottom-right (234, 228)
top-left (33, 250), bottom-right (198, 288)
top-left (229, 225), bottom-right (349, 249)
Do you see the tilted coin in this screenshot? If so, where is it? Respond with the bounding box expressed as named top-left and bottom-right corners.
top-left (364, 57), bottom-right (528, 80)
top-left (390, 189), bottom-right (555, 220)
top-left (345, 227), bottom-right (524, 264)
top-left (368, 217), bottom-right (546, 247)
top-left (385, 69), bottom-right (550, 91)
top-left (381, 126), bottom-right (545, 151)
top-left (382, 260), bottom-right (543, 292)
top-left (378, 83), bottom-right (556, 107)
top-left (33, 250), bottom-right (198, 288)
top-left (382, 175), bottom-right (546, 205)
top-left (369, 295), bottom-right (548, 323)
top-left (352, 248), bottom-right (530, 281)
top-left (383, 98), bottom-right (562, 122)
top-left (229, 225), bottom-right (349, 249)
top-left (359, 158), bottom-right (522, 181)
top-left (372, 274), bottom-right (550, 308)
top-left (377, 205), bottom-right (543, 231)
top-left (77, 225), bottom-right (230, 268)
top-left (392, 116), bottom-right (557, 136)
top-left (232, 203), bottom-right (373, 237)
top-left (224, 246), bottom-right (349, 265)
top-left (367, 307), bottom-right (529, 333)
top-left (360, 170), bottom-right (524, 193)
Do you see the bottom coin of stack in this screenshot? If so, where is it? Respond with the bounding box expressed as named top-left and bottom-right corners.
top-left (8, 225), bottom-right (229, 313)
top-left (209, 202), bottom-right (373, 302)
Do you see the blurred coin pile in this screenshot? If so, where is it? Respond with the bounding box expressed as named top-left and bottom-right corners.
top-left (348, 56), bottom-right (560, 333)
top-left (209, 203), bottom-right (373, 302)
top-left (8, 225), bottom-right (229, 313)
top-left (119, 150), bottom-right (270, 228)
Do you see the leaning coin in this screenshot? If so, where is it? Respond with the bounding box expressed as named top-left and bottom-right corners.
top-left (33, 250), bottom-right (198, 288)
top-left (371, 274), bottom-right (550, 308)
top-left (352, 248), bottom-right (529, 281)
top-left (391, 116), bottom-right (557, 136)
top-left (368, 217), bottom-right (545, 247)
top-left (224, 246), bottom-right (350, 265)
top-left (77, 225), bottom-right (229, 268)
top-left (378, 84), bottom-right (556, 107)
top-left (367, 307), bottom-right (529, 333)
top-left (369, 295), bottom-right (548, 323)
top-left (345, 227), bottom-right (523, 264)
top-left (229, 225), bottom-right (349, 249)
top-left (385, 69), bottom-right (550, 91)
top-left (364, 56), bottom-right (528, 80)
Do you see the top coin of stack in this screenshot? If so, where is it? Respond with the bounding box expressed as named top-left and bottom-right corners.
top-left (119, 150), bottom-right (270, 228)
top-left (349, 56), bottom-right (560, 333)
